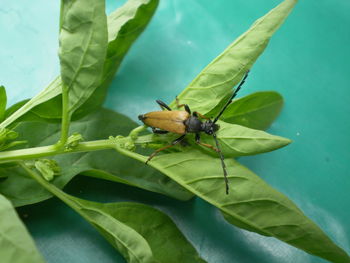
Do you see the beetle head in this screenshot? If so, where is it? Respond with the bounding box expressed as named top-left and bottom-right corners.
top-left (202, 120), bottom-right (220, 135)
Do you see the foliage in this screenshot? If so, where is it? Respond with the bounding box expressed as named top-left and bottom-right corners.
top-left (1, 0), bottom-right (349, 263)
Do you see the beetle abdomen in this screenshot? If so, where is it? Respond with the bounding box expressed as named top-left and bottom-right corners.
top-left (141, 111), bottom-right (189, 134)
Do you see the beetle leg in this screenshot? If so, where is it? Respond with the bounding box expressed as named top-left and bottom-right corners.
top-left (195, 133), bottom-right (219, 152)
top-left (151, 127), bottom-right (169, 134)
top-left (193, 111), bottom-right (210, 120)
top-left (175, 96), bottom-right (191, 114)
top-left (146, 134), bottom-right (186, 164)
top-left (156, 100), bottom-right (172, 111)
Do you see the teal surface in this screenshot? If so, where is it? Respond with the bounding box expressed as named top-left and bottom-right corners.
top-left (1, 0), bottom-right (350, 262)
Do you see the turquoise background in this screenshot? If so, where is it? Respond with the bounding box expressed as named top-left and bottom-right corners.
top-left (1, 0), bottom-right (350, 262)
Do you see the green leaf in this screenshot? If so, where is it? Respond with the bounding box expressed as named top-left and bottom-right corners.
top-left (0, 86), bottom-right (7, 122)
top-left (169, 0), bottom-right (297, 116)
top-left (0, 193), bottom-right (45, 263)
top-left (65, 132), bottom-right (83, 149)
top-left (0, 77), bottom-right (62, 129)
top-left (0, 128), bottom-right (26, 151)
top-left (0, 108), bottom-right (192, 207)
top-left (34, 159), bottom-right (60, 181)
top-left (115, 147), bottom-right (350, 263)
top-left (19, 164), bottom-right (157, 263)
top-left (196, 120), bottom-right (290, 157)
top-left (59, 0), bottom-right (108, 114)
top-left (18, 163), bottom-right (204, 263)
top-left (70, 199), bottom-right (207, 263)
top-left (1, 0), bottom-right (159, 127)
top-left (98, 202), bottom-right (206, 263)
top-left (74, 0), bottom-right (159, 117)
top-left (66, 198), bottom-right (156, 263)
top-left (221, 91), bottom-right (284, 130)
top-left (136, 120), bottom-right (290, 157)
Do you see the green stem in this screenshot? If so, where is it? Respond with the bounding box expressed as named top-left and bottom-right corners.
top-left (58, 85), bottom-right (71, 147)
top-left (0, 139), bottom-right (114, 163)
top-left (19, 162), bottom-right (84, 217)
top-left (129, 125), bottom-right (147, 140)
top-left (0, 134), bottom-right (156, 164)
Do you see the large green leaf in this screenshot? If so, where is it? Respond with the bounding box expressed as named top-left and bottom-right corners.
top-left (0, 108), bottom-right (191, 207)
top-left (19, 164), bottom-right (205, 263)
top-left (169, 0), bottom-right (297, 116)
top-left (66, 198), bottom-right (156, 263)
top-left (221, 91), bottom-right (284, 130)
top-left (18, 165), bottom-right (156, 263)
top-left (74, 0), bottom-right (159, 117)
top-left (115, 147), bottom-right (350, 263)
top-left (0, 193), bottom-right (45, 263)
top-left (101, 202), bottom-right (206, 263)
top-left (1, 0), bottom-right (159, 127)
top-left (59, 0), bottom-right (108, 114)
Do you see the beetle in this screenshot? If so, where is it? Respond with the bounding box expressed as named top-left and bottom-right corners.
top-left (138, 71), bottom-right (249, 194)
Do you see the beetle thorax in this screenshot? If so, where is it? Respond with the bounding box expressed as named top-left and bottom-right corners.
top-left (184, 116), bottom-right (203, 133)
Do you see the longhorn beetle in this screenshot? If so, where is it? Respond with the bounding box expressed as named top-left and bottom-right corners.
top-left (138, 71), bottom-right (249, 194)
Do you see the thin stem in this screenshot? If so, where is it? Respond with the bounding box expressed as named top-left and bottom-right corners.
top-left (129, 125), bottom-right (147, 140)
top-left (0, 134), bottom-right (155, 164)
top-left (0, 139), bottom-right (114, 164)
top-left (19, 162), bottom-right (82, 214)
top-left (58, 84), bottom-right (71, 147)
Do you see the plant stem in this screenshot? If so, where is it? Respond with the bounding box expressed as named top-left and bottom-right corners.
top-left (0, 139), bottom-right (115, 164)
top-left (0, 133), bottom-right (157, 164)
top-left (58, 84), bottom-right (71, 147)
top-left (19, 162), bottom-right (84, 217)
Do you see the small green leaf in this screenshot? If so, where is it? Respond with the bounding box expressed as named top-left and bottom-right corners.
top-left (169, 0), bottom-right (297, 116)
top-left (65, 132), bottom-right (83, 150)
top-left (136, 120), bottom-right (291, 157)
top-left (34, 159), bottom-right (60, 181)
top-left (0, 193), bottom-right (45, 263)
top-left (115, 147), bottom-right (350, 263)
top-left (0, 86), bottom-right (7, 122)
top-left (59, 0), bottom-right (108, 114)
top-left (0, 128), bottom-right (26, 151)
top-left (221, 91), bottom-right (284, 130)
top-left (0, 77), bottom-right (62, 129)
top-left (197, 120), bottom-right (290, 157)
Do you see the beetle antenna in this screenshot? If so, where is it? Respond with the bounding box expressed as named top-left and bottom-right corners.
top-left (213, 70), bottom-right (250, 124)
top-left (213, 133), bottom-right (229, 194)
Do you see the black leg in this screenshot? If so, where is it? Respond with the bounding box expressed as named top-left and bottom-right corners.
top-left (156, 100), bottom-right (172, 111)
top-left (146, 134), bottom-right (186, 164)
top-left (184, 105), bottom-right (191, 114)
top-left (175, 96), bottom-right (191, 114)
top-left (151, 127), bottom-right (169, 134)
